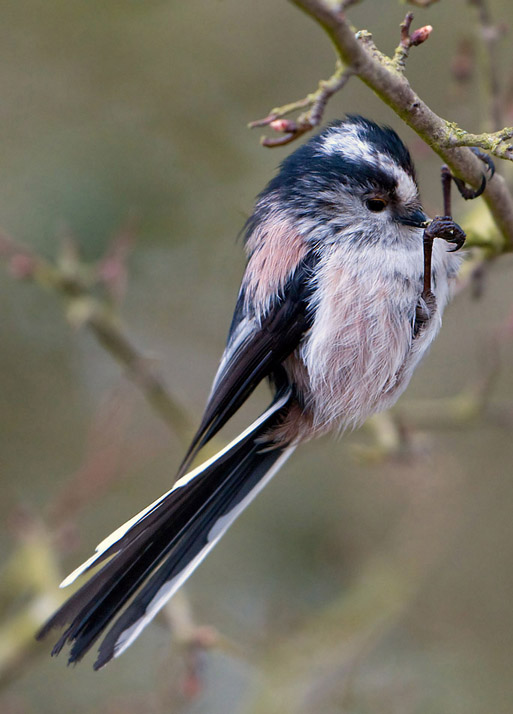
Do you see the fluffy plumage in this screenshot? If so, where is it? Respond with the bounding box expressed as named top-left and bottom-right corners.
top-left (38, 115), bottom-right (461, 668)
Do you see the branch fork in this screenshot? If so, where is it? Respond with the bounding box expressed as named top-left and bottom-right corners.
top-left (393, 12), bottom-right (433, 71)
top-left (272, 0), bottom-right (513, 250)
top-left (249, 61), bottom-right (353, 147)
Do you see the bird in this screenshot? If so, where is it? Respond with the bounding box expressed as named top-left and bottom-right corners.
top-left (38, 115), bottom-right (472, 670)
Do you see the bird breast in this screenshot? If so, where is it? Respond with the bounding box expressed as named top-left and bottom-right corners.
top-left (299, 238), bottom-right (456, 432)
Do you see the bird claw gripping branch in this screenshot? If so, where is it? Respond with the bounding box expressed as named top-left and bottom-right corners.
top-left (421, 149), bottom-right (495, 299)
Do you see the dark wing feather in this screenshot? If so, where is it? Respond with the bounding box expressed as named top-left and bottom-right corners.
top-left (177, 253), bottom-right (316, 476)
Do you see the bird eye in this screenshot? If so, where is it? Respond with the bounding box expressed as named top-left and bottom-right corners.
top-left (366, 198), bottom-right (387, 212)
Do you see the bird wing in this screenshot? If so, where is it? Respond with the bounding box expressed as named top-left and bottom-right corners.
top-left (177, 252), bottom-right (316, 476)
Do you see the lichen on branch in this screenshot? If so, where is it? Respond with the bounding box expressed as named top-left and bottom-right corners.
top-left (442, 124), bottom-right (513, 160)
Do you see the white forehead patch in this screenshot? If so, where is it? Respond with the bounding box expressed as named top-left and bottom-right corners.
top-left (390, 164), bottom-right (418, 204)
top-left (319, 124), bottom-right (418, 205)
top-left (320, 124), bottom-right (376, 164)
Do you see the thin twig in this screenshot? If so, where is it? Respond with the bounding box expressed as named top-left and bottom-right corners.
top-left (393, 12), bottom-right (433, 72)
top-left (340, 0), bottom-right (362, 9)
top-left (469, 0), bottom-right (504, 130)
top-left (250, 61), bottom-right (353, 146)
top-left (0, 231), bottom-right (195, 444)
top-left (405, 0), bottom-right (439, 6)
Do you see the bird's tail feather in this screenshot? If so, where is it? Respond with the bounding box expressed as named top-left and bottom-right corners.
top-left (37, 389), bottom-right (294, 669)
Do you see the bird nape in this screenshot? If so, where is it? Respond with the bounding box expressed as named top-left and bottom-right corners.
top-left (38, 115), bottom-right (487, 669)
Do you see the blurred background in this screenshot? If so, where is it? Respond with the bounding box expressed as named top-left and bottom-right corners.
top-left (1, 1), bottom-right (513, 712)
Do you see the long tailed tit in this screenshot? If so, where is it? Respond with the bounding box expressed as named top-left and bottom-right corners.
top-left (38, 115), bottom-right (488, 669)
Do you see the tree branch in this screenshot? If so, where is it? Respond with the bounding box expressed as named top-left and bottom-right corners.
top-left (0, 232), bottom-right (195, 445)
top-left (287, 0), bottom-right (513, 250)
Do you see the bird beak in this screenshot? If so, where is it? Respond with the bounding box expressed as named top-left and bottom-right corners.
top-left (397, 208), bottom-right (429, 228)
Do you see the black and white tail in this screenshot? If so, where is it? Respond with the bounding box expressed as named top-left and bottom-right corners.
top-left (37, 390), bottom-right (294, 669)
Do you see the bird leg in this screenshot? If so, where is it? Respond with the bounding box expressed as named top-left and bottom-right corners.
top-left (416, 215), bottom-right (466, 329)
top-left (419, 151), bottom-right (495, 310)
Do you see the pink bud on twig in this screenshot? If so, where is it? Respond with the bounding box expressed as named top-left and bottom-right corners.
top-left (410, 25), bottom-right (433, 46)
top-left (270, 119), bottom-right (297, 133)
